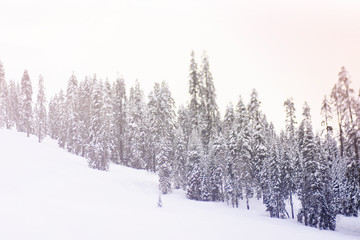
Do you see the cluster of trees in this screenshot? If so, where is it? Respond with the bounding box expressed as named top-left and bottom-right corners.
top-left (0, 55), bottom-right (359, 230)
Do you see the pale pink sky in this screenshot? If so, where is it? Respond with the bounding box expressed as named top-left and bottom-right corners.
top-left (0, 0), bottom-right (359, 131)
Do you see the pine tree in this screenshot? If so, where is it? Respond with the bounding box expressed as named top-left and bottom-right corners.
top-left (331, 67), bottom-right (359, 216)
top-left (19, 70), bottom-right (33, 137)
top-left (78, 76), bottom-right (93, 157)
top-left (297, 103), bottom-right (318, 226)
top-left (199, 52), bottom-right (219, 152)
top-left (186, 131), bottom-right (203, 200)
top-left (247, 89), bottom-right (267, 199)
top-left (7, 80), bottom-right (20, 129)
top-left (321, 95), bottom-right (333, 133)
top-left (297, 102), bottom-right (336, 229)
top-left (148, 81), bottom-right (176, 192)
top-left (223, 103), bottom-right (235, 135)
top-left (157, 137), bottom-right (172, 194)
top-left (234, 96), bottom-right (253, 209)
top-left (0, 61), bottom-right (7, 128)
top-left (126, 80), bottom-right (147, 169)
top-left (48, 95), bottom-right (58, 139)
top-left (65, 73), bottom-right (80, 154)
top-left (265, 136), bottom-right (287, 218)
top-left (208, 134), bottom-right (226, 201)
top-left (34, 75), bottom-right (47, 142)
top-left (112, 77), bottom-right (127, 164)
top-left (173, 126), bottom-right (187, 190)
top-left (88, 80), bottom-right (109, 171)
top-left (316, 136), bottom-right (336, 230)
top-left (283, 98), bottom-right (298, 218)
top-left (101, 80), bottom-right (114, 163)
top-left (188, 50), bottom-right (202, 131)
top-left (57, 90), bottom-right (67, 148)
top-left (225, 130), bottom-right (241, 207)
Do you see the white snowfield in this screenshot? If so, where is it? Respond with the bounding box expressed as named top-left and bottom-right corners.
top-left (0, 129), bottom-right (359, 240)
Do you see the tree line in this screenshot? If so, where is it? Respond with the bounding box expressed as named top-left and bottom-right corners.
top-left (0, 53), bottom-right (359, 231)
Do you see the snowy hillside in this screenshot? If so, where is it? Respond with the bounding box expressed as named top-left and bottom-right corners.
top-left (0, 129), bottom-right (359, 240)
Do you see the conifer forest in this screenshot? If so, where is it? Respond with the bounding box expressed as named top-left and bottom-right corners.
top-left (1, 51), bottom-right (360, 231)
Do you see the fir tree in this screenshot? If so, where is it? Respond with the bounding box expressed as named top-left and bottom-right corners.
top-left (247, 89), bottom-right (267, 199)
top-left (173, 126), bottom-right (187, 190)
top-left (65, 73), bottom-right (80, 154)
top-left (126, 80), bottom-right (147, 169)
top-left (199, 52), bottom-right (219, 152)
top-left (88, 80), bottom-right (109, 171)
top-left (57, 90), bottom-right (67, 148)
top-left (186, 131), bottom-right (203, 201)
top-left (188, 51), bottom-right (203, 130)
top-left (208, 134), bottom-right (226, 201)
top-left (77, 76), bottom-right (93, 157)
top-left (20, 70), bottom-right (33, 137)
top-left (265, 136), bottom-right (287, 218)
top-left (0, 61), bottom-right (7, 128)
top-left (283, 98), bottom-right (298, 218)
top-left (34, 75), bottom-right (47, 142)
top-left (112, 77), bottom-right (127, 164)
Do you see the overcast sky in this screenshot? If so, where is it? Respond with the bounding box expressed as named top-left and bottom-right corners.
top-left (1, 0), bottom-right (360, 132)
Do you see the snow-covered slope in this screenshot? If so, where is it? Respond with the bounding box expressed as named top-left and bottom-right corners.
top-left (0, 129), bottom-right (359, 240)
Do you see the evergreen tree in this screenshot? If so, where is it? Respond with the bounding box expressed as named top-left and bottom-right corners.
top-left (283, 98), bottom-right (298, 218)
top-left (188, 50), bottom-right (202, 131)
top-left (148, 82), bottom-right (176, 192)
top-left (65, 73), bottom-right (80, 154)
top-left (125, 80), bottom-right (147, 169)
top-left (34, 75), bottom-right (47, 142)
top-left (316, 136), bottom-right (336, 230)
top-left (297, 103), bottom-right (318, 227)
top-left (247, 89), bottom-right (267, 199)
top-left (173, 126), bottom-right (187, 190)
top-left (297, 103), bottom-right (335, 229)
top-left (102, 79), bottom-right (115, 163)
top-left (208, 133), bottom-right (226, 201)
top-left (78, 76), bottom-right (93, 157)
top-left (199, 52), bottom-right (219, 152)
top-left (19, 70), bottom-right (33, 137)
top-left (57, 90), bottom-right (67, 148)
top-left (186, 131), bottom-right (203, 200)
top-left (321, 95), bottom-right (333, 133)
top-left (331, 67), bottom-right (359, 216)
top-left (265, 136), bottom-right (287, 218)
top-left (7, 80), bottom-right (20, 129)
top-left (48, 95), bottom-right (58, 139)
top-left (88, 80), bottom-right (109, 171)
top-left (0, 61), bottom-right (7, 128)
top-left (112, 77), bottom-right (127, 164)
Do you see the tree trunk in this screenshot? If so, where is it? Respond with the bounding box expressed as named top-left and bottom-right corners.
top-left (290, 192), bottom-right (294, 219)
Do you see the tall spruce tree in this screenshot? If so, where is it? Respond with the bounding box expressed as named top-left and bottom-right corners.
top-left (126, 80), bottom-right (147, 169)
top-left (0, 61), bottom-right (7, 128)
top-left (65, 73), bottom-right (80, 154)
top-left (173, 126), bottom-right (187, 190)
top-left (186, 131), bottom-right (203, 200)
top-left (112, 77), bottom-right (127, 164)
top-left (247, 89), bottom-right (267, 199)
top-left (188, 50), bottom-right (202, 131)
top-left (34, 75), bottom-right (47, 142)
top-left (78, 76), bottom-right (93, 157)
top-left (283, 98), bottom-right (298, 218)
top-left (20, 70), bottom-right (33, 137)
top-left (199, 52), bottom-right (219, 152)
top-left (88, 80), bottom-right (109, 171)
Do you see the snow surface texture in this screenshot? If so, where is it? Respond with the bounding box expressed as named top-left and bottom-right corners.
top-left (0, 129), bottom-right (359, 240)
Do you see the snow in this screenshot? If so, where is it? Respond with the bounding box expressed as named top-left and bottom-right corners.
top-left (0, 129), bottom-right (359, 240)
